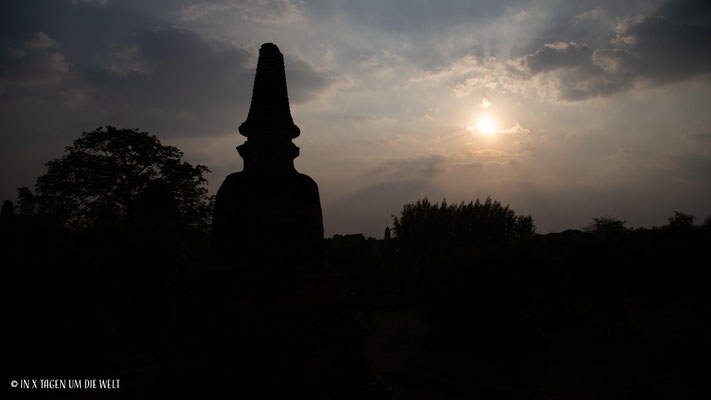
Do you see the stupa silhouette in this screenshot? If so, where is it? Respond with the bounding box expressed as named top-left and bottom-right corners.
top-left (170, 43), bottom-right (390, 398)
top-left (212, 42), bottom-right (323, 269)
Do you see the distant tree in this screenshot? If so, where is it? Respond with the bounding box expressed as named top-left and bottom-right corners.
top-left (392, 197), bottom-right (535, 248)
top-left (666, 211), bottom-right (695, 229)
top-left (586, 215), bottom-right (628, 233)
top-left (0, 200), bottom-right (15, 226)
top-left (17, 126), bottom-right (214, 231)
top-left (384, 226), bottom-right (391, 241)
top-left (1, 200), bottom-right (13, 218)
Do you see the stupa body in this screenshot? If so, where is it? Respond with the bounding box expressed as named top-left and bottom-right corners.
top-left (182, 43), bottom-right (390, 398)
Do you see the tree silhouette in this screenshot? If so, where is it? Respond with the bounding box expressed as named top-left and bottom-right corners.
top-left (17, 126), bottom-right (214, 231)
top-left (666, 211), bottom-right (695, 229)
top-left (392, 197), bottom-right (535, 248)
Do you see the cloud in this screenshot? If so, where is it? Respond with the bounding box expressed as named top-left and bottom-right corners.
top-left (499, 122), bottom-right (531, 135)
top-left (407, 54), bottom-right (503, 97)
top-left (72, 0), bottom-right (108, 5)
top-left (178, 0), bottom-right (303, 25)
top-left (371, 155), bottom-right (447, 179)
top-left (407, 55), bottom-right (498, 85)
top-left (24, 32), bottom-right (59, 49)
top-left (0, 32), bottom-right (69, 89)
top-left (573, 8), bottom-right (608, 23)
top-left (510, 0), bottom-right (711, 100)
top-left (359, 50), bottom-right (402, 75)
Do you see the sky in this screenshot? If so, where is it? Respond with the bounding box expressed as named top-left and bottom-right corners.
top-left (1, 0), bottom-right (710, 238)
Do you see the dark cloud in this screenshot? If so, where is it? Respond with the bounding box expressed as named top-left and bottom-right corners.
top-left (622, 0), bottom-right (711, 83)
top-left (522, 42), bottom-right (592, 74)
top-left (507, 41), bottom-right (636, 99)
top-left (0, 2), bottom-right (336, 138)
top-left (285, 56), bottom-right (336, 103)
top-left (0, 32), bottom-right (69, 89)
top-left (513, 0), bottom-right (711, 100)
top-left (84, 27), bottom-right (252, 113)
top-left (514, 2), bottom-right (660, 56)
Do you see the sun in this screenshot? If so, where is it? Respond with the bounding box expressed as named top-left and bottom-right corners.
top-left (477, 117), bottom-right (496, 135)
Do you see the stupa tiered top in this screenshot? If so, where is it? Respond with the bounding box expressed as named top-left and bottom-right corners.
top-left (236, 43), bottom-right (301, 170)
top-left (239, 43), bottom-right (300, 141)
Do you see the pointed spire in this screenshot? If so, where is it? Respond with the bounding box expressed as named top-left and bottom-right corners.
top-left (239, 43), bottom-right (300, 141)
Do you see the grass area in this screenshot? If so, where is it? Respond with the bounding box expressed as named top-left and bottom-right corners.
top-left (363, 308), bottom-right (544, 398)
top-left (365, 308), bottom-right (433, 374)
top-left (362, 307), bottom-right (707, 399)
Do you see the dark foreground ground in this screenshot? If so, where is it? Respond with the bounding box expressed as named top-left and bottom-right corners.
top-left (6, 305), bottom-right (705, 399)
top-left (367, 307), bottom-right (707, 399)
top-left (3, 219), bottom-right (710, 398)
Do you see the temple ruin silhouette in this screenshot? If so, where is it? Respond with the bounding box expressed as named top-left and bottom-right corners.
top-left (163, 43), bottom-right (389, 398)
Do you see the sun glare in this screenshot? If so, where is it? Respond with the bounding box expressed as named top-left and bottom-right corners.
top-left (477, 117), bottom-right (496, 135)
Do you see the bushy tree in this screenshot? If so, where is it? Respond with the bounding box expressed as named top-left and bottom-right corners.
top-left (392, 197), bottom-right (535, 248)
top-left (17, 126), bottom-right (214, 231)
top-left (666, 211), bottom-right (695, 229)
top-left (586, 215), bottom-right (629, 233)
